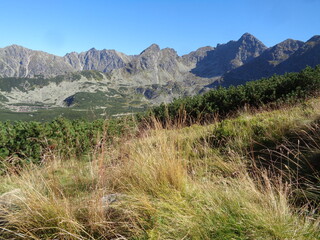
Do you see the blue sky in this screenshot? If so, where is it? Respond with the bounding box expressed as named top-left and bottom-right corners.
top-left (1, 0), bottom-right (319, 56)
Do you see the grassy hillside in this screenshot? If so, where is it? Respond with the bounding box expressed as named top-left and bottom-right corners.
top-left (1, 98), bottom-right (320, 239)
top-left (151, 65), bottom-right (320, 123)
top-left (1, 66), bottom-right (320, 239)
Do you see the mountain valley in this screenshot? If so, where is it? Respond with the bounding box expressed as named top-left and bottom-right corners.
top-left (0, 33), bottom-right (319, 120)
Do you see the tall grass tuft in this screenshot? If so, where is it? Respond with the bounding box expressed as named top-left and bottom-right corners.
top-left (1, 100), bottom-right (320, 239)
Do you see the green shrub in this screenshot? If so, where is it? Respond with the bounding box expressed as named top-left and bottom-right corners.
top-left (0, 117), bottom-right (135, 172)
top-left (150, 65), bottom-right (320, 122)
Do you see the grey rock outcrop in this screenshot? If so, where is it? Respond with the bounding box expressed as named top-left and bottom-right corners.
top-left (125, 44), bottom-right (162, 73)
top-left (129, 45), bottom-right (181, 74)
top-left (182, 46), bottom-right (215, 67)
top-left (111, 43), bottom-right (193, 86)
top-left (101, 193), bottom-right (125, 207)
top-left (0, 33), bottom-right (268, 81)
top-left (221, 36), bottom-right (320, 86)
top-left (0, 45), bottom-right (75, 78)
top-left (222, 38), bottom-right (304, 85)
top-left (0, 46), bottom-right (134, 78)
top-left (191, 33), bottom-right (267, 78)
top-left (0, 189), bottom-right (24, 226)
top-left (64, 48), bottom-right (133, 72)
top-left (1, 33), bottom-right (320, 107)
top-left (275, 35), bottom-right (320, 74)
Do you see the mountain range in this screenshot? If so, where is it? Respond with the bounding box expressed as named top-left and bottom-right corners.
top-left (0, 33), bottom-right (319, 119)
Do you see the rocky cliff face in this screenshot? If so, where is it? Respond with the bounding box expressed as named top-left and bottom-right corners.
top-left (64, 48), bottom-right (133, 72)
top-left (222, 39), bottom-right (304, 85)
top-left (0, 45), bottom-right (134, 78)
top-left (190, 33), bottom-right (267, 78)
top-left (0, 45), bottom-right (75, 78)
top-left (0, 33), bottom-right (267, 80)
top-left (275, 35), bottom-right (320, 74)
top-left (118, 44), bottom-right (189, 84)
top-left (181, 46), bottom-right (215, 66)
top-left (1, 33), bottom-right (320, 90)
top-left (1, 33), bottom-right (320, 117)
top-left (221, 36), bottom-right (320, 86)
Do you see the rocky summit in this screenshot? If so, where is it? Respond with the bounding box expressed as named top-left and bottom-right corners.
top-left (221, 39), bottom-right (305, 85)
top-left (0, 33), bottom-right (272, 81)
top-left (191, 33), bottom-right (267, 78)
top-left (222, 35), bottom-right (320, 86)
top-left (0, 33), bottom-right (320, 119)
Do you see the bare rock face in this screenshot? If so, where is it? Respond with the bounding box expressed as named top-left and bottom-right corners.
top-left (0, 45), bottom-right (75, 78)
top-left (63, 51), bottom-right (83, 70)
top-left (0, 189), bottom-right (24, 226)
top-left (156, 48), bottom-right (180, 73)
top-left (0, 45), bottom-right (133, 78)
top-left (275, 35), bottom-right (320, 74)
top-left (64, 48), bottom-right (133, 72)
top-left (182, 46), bottom-right (215, 66)
top-left (125, 44), bottom-right (162, 73)
top-left (115, 44), bottom-right (190, 85)
top-left (0, 33), bottom-right (267, 80)
top-left (267, 39), bottom-right (304, 61)
top-left (222, 38), bottom-right (305, 85)
top-left (235, 33), bottom-right (268, 64)
top-left (221, 36), bottom-right (320, 86)
top-left (191, 33), bottom-right (267, 78)
top-left (1, 32), bottom-right (320, 98)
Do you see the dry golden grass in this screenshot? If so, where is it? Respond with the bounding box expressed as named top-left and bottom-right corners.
top-left (1, 100), bottom-right (320, 239)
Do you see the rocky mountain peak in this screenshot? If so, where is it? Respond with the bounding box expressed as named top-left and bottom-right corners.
top-left (307, 35), bottom-right (320, 43)
top-left (0, 33), bottom-right (319, 86)
top-left (5, 44), bottom-right (25, 50)
top-left (234, 33), bottom-right (267, 65)
top-left (273, 34), bottom-right (320, 75)
top-left (190, 33), bottom-right (268, 78)
top-left (237, 33), bottom-right (267, 48)
top-left (273, 39), bottom-right (304, 53)
top-left (196, 46), bottom-right (215, 52)
top-left (239, 32), bottom-right (256, 41)
top-left (160, 47), bottom-right (177, 55)
top-left (63, 47), bottom-right (131, 72)
top-left (140, 44), bottom-right (160, 55)
top-left (1, 45), bottom-right (29, 59)
top-left (277, 38), bottom-right (301, 45)
top-left (182, 46), bottom-right (214, 66)
top-left (221, 37), bottom-right (305, 85)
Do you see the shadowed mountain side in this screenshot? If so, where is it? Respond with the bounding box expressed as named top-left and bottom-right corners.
top-left (220, 36), bottom-right (320, 87)
top-left (275, 35), bottom-right (320, 74)
top-left (221, 39), bottom-right (305, 86)
top-left (1, 33), bottom-right (320, 86)
top-left (109, 44), bottom-right (214, 87)
top-left (191, 33), bottom-right (267, 78)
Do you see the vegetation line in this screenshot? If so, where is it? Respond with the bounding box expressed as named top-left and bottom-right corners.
top-left (1, 66), bottom-right (320, 238)
top-left (150, 65), bottom-right (320, 123)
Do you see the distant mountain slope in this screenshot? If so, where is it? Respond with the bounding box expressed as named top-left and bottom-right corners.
top-left (191, 33), bottom-right (267, 78)
top-left (111, 44), bottom-right (194, 86)
top-left (1, 33), bottom-right (320, 118)
top-left (64, 48), bottom-right (134, 72)
top-left (0, 45), bottom-right (75, 78)
top-left (0, 33), bottom-right (268, 81)
top-left (0, 45), bottom-right (135, 78)
top-left (221, 39), bottom-right (304, 85)
top-left (221, 35), bottom-right (320, 86)
top-left (275, 35), bottom-right (320, 74)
